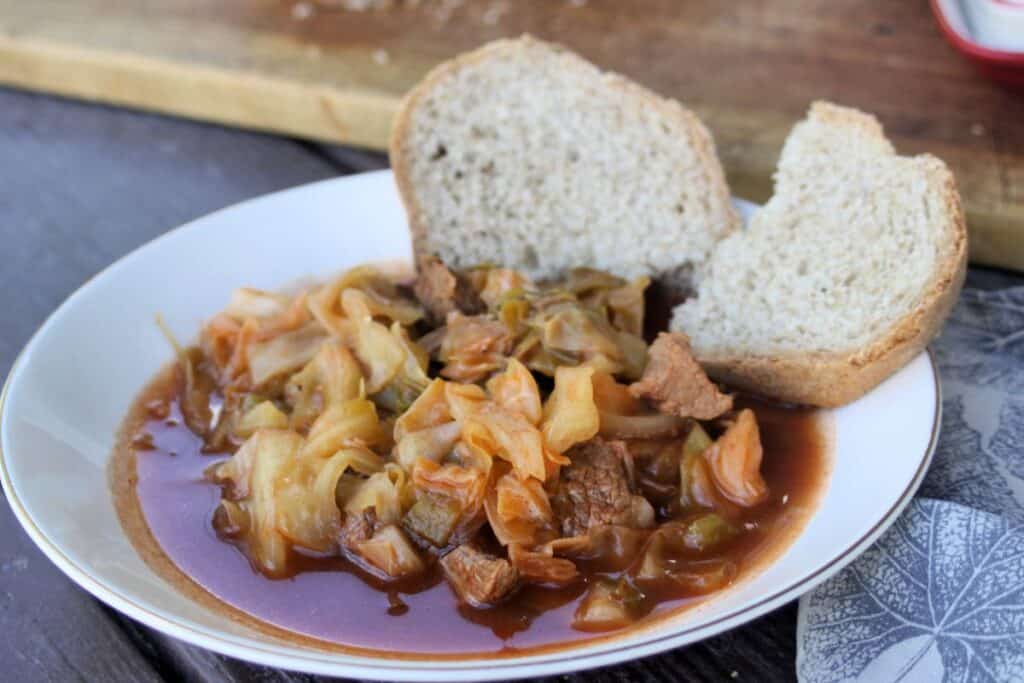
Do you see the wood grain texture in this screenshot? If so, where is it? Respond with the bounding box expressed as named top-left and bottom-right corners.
top-left (0, 512), bottom-right (165, 683)
top-left (0, 87), bottom-right (340, 375)
top-left (0, 1), bottom-right (1021, 271)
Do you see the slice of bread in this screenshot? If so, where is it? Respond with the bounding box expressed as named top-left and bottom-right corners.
top-left (671, 102), bottom-right (967, 407)
top-left (390, 36), bottom-right (739, 291)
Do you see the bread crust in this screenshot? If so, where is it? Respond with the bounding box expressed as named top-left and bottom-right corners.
top-left (388, 35), bottom-right (739, 286)
top-left (695, 151), bottom-right (967, 408)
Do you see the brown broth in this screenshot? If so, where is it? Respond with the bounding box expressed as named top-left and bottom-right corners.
top-left (111, 363), bottom-right (831, 656)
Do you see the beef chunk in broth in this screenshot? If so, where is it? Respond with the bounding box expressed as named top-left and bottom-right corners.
top-left (340, 508), bottom-right (380, 553)
top-left (552, 438), bottom-right (655, 537)
top-left (629, 332), bottom-right (733, 420)
top-left (413, 255), bottom-right (485, 324)
top-left (440, 544), bottom-right (520, 607)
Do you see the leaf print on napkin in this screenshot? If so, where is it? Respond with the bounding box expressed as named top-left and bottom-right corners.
top-left (921, 396), bottom-right (1024, 525)
top-left (797, 499), bottom-right (1024, 683)
top-left (991, 400), bottom-right (1024, 483)
top-left (934, 288), bottom-right (1024, 394)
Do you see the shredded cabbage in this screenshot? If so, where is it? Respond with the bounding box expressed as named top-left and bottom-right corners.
top-left (395, 379), bottom-right (452, 439)
top-left (247, 322), bottom-right (329, 387)
top-left (508, 543), bottom-right (577, 586)
top-left (486, 358), bottom-right (542, 425)
top-left (542, 366), bottom-right (599, 455)
top-left (277, 444), bottom-right (384, 552)
top-left (539, 526), bottom-right (650, 572)
top-left (209, 430), bottom-right (303, 576)
top-left (464, 403), bottom-right (549, 481)
top-left (395, 421), bottom-right (462, 472)
top-left (285, 342), bottom-right (364, 431)
top-left (412, 458), bottom-right (487, 513)
top-left (372, 323), bottom-right (431, 413)
top-left (345, 463), bottom-right (411, 525)
top-left (179, 260), bottom-right (776, 616)
top-left (301, 398), bottom-right (386, 460)
top-left (200, 313), bottom-right (242, 375)
top-left (477, 268), bottom-right (531, 310)
top-left (236, 400), bottom-right (288, 437)
top-left (705, 409), bottom-right (768, 507)
top-left (444, 382), bottom-right (489, 422)
top-left (308, 266), bottom-right (423, 340)
top-left (438, 313), bottom-right (512, 382)
top-left (598, 411), bottom-right (687, 440)
top-left (335, 265), bottom-right (423, 325)
top-left (225, 288), bottom-right (290, 321)
top-left (591, 371), bottom-right (641, 416)
top-left (308, 276), bottom-right (355, 341)
top-left (484, 471), bottom-right (555, 546)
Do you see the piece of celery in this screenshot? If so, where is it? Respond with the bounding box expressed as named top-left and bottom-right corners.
top-left (402, 497), bottom-right (462, 547)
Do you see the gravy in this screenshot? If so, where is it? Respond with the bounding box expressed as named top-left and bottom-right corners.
top-left (111, 364), bottom-right (830, 655)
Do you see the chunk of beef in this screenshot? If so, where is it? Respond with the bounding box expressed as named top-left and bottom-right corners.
top-left (551, 438), bottom-right (655, 537)
top-left (341, 510), bottom-right (425, 579)
top-left (629, 332), bottom-right (732, 420)
top-left (440, 545), bottom-right (519, 607)
top-left (339, 508), bottom-right (380, 554)
top-left (413, 255), bottom-right (484, 324)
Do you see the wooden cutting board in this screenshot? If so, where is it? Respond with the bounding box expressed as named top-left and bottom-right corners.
top-left (2, 0), bottom-right (1022, 271)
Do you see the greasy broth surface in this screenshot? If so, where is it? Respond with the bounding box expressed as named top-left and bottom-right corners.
top-left (114, 366), bottom-right (830, 655)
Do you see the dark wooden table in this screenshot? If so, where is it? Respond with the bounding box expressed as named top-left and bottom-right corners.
top-left (1, 86), bottom-right (1020, 683)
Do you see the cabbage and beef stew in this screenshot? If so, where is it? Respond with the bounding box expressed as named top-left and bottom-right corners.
top-left (120, 257), bottom-right (827, 644)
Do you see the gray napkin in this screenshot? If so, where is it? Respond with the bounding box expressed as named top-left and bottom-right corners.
top-left (797, 287), bottom-right (1024, 682)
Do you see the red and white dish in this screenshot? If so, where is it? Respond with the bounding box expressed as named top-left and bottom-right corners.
top-left (932, 0), bottom-right (1024, 88)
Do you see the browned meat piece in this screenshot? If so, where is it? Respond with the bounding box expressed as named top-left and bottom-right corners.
top-left (551, 438), bottom-right (655, 537)
top-left (413, 255), bottom-right (484, 324)
top-left (629, 332), bottom-right (733, 420)
top-left (340, 510), bottom-right (426, 578)
top-left (339, 508), bottom-right (379, 553)
top-left (440, 545), bottom-right (520, 607)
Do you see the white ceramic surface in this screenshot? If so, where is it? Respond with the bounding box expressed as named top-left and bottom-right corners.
top-left (959, 0), bottom-right (1024, 52)
top-left (0, 170), bottom-right (940, 681)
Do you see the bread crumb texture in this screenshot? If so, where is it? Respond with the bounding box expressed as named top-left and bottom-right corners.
top-left (394, 37), bottom-right (738, 285)
top-left (675, 102), bottom-right (961, 356)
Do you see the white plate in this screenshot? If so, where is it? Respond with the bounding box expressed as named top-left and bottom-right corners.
top-left (0, 170), bottom-right (940, 681)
